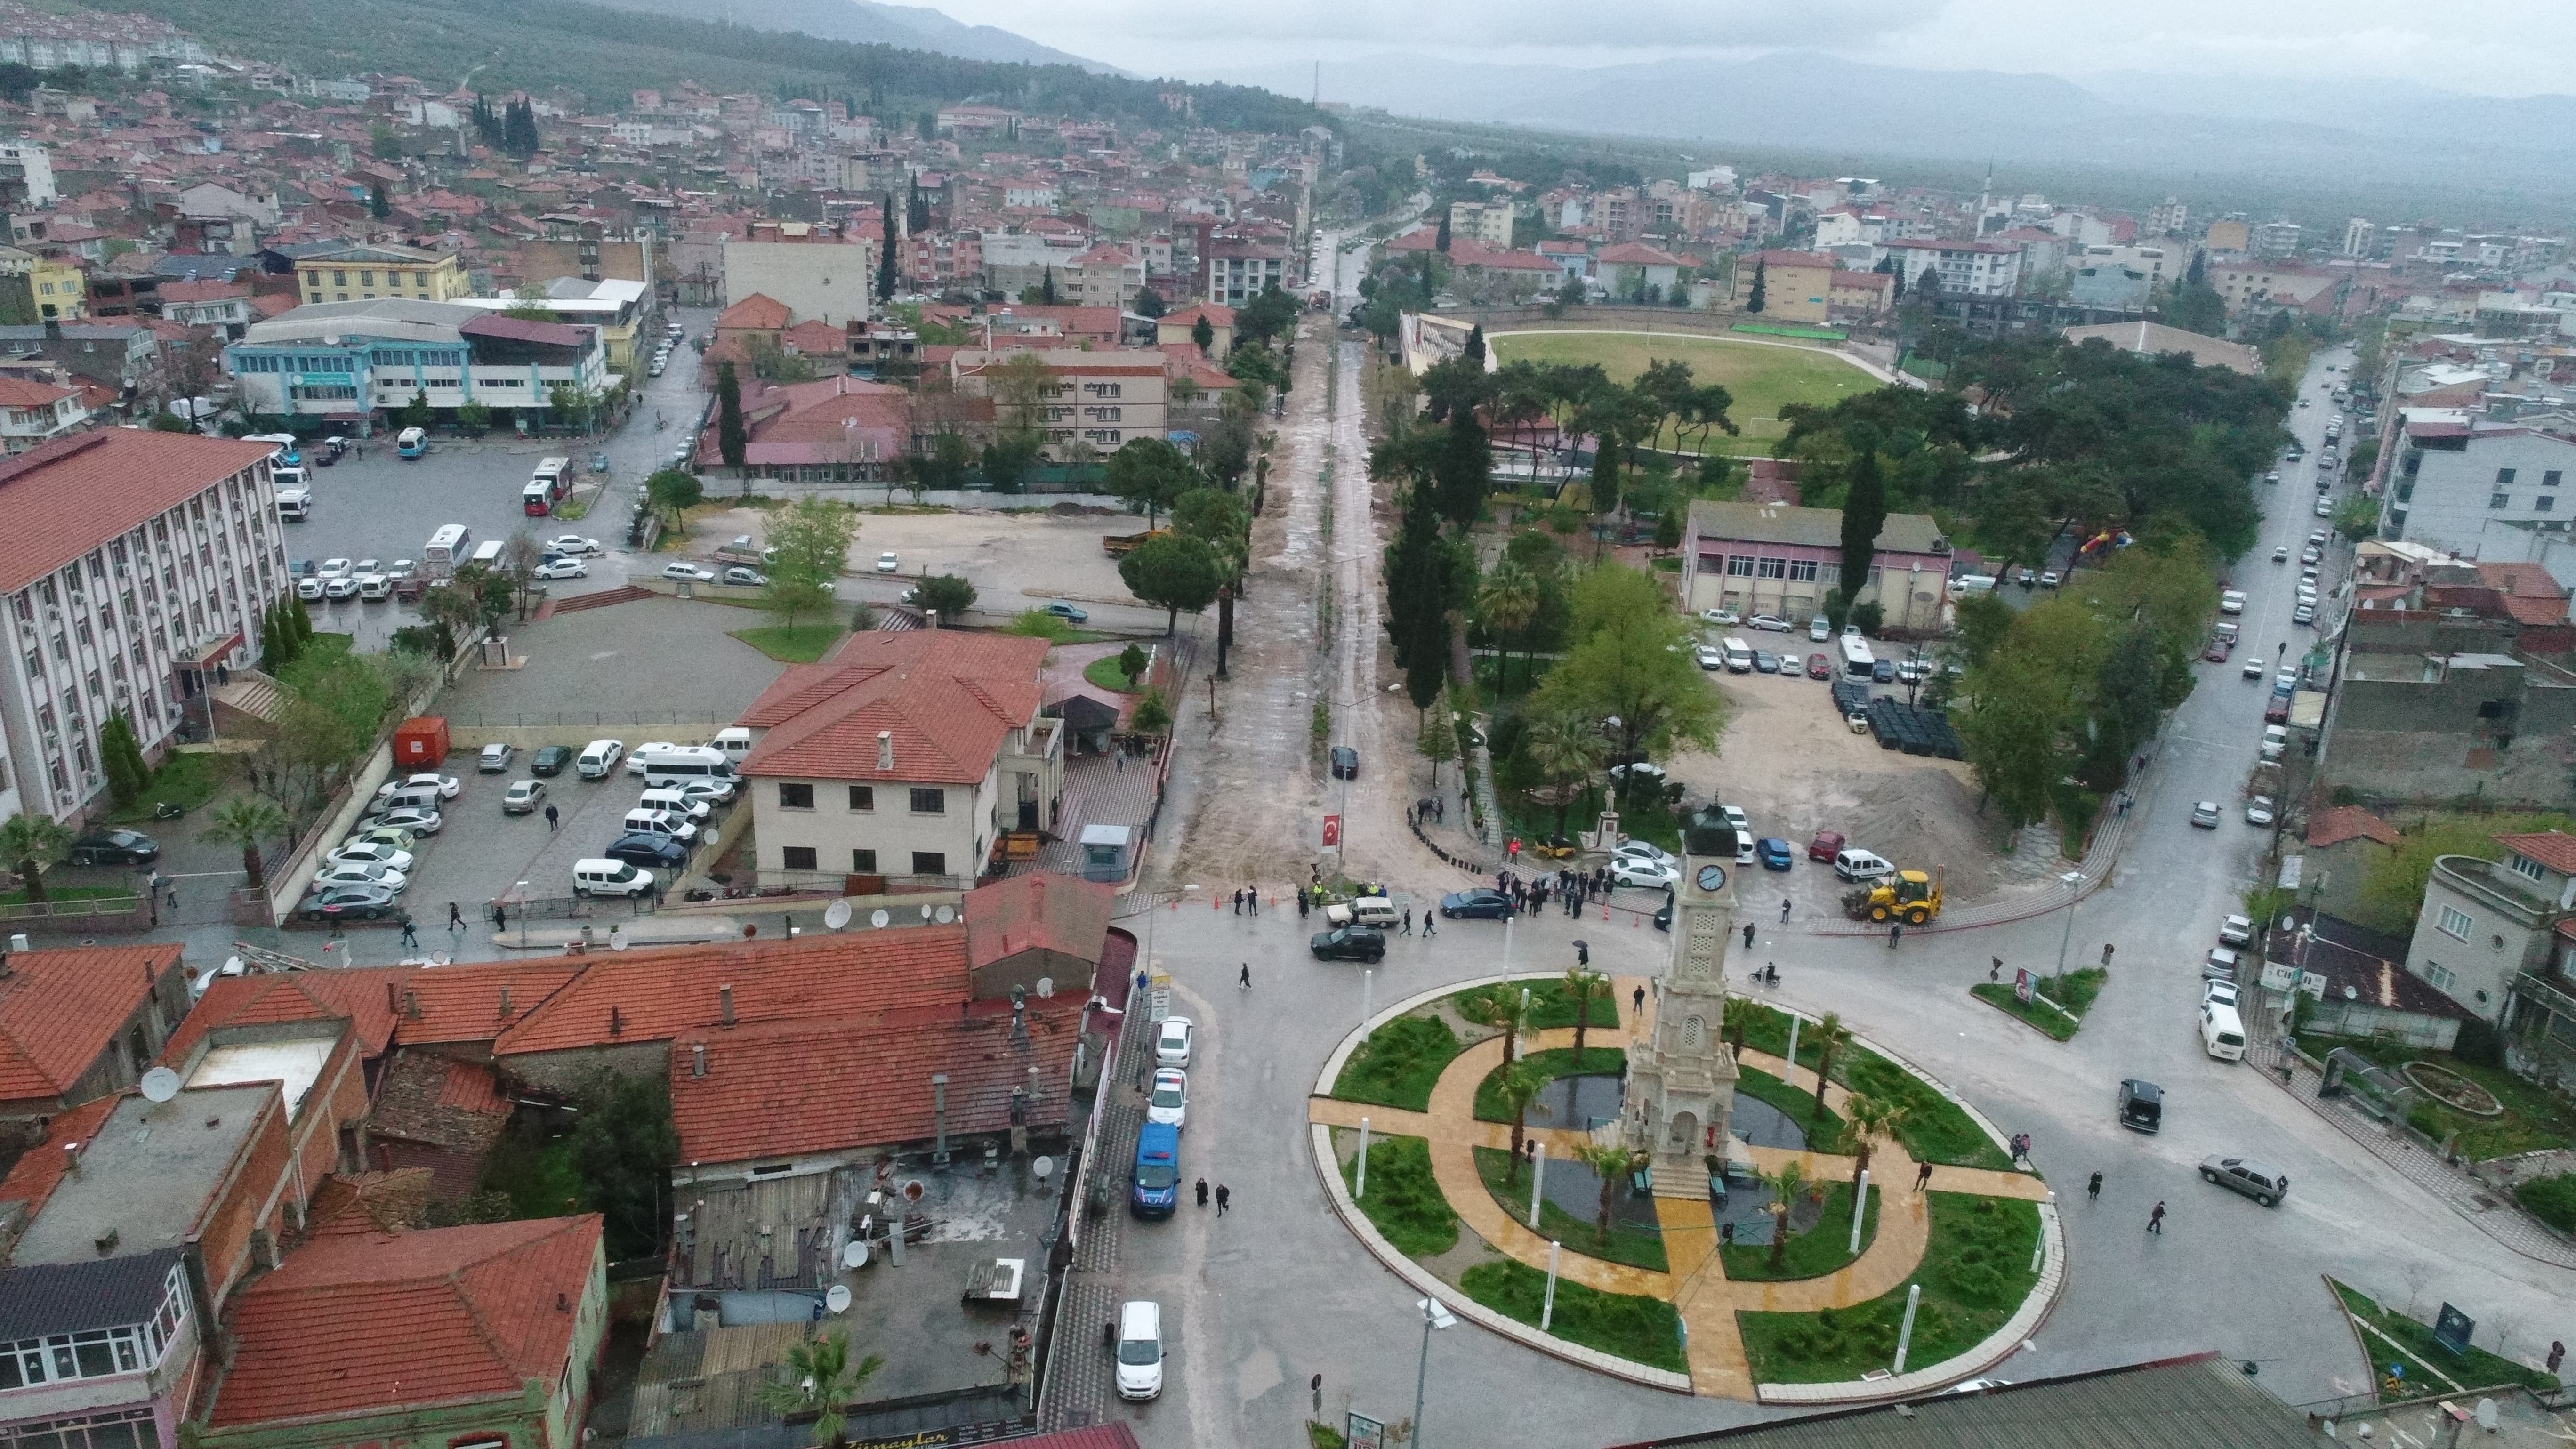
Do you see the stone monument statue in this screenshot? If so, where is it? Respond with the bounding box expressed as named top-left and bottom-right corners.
top-left (1624, 817), bottom-right (1742, 1197)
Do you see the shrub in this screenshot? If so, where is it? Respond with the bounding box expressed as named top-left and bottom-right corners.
top-left (1332, 1015), bottom-right (1461, 1111)
top-left (2515, 1174), bottom-right (2576, 1234)
top-left (2452, 1016), bottom-right (2505, 1069)
top-left (1341, 1135), bottom-right (1456, 1256)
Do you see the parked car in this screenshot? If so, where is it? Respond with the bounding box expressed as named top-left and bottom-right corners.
top-left (2218, 914), bottom-right (2254, 947)
top-left (876, 551), bottom-right (901, 572)
top-left (544, 535), bottom-right (603, 556)
top-left (1808, 616), bottom-right (1832, 642)
top-left (319, 557), bottom-right (352, 577)
top-left (312, 860), bottom-right (408, 893)
top-left (1329, 745), bottom-right (1359, 779)
top-left (2294, 603), bottom-right (2318, 625)
top-left (2204, 946), bottom-right (2242, 981)
top-left (1716, 805), bottom-right (1749, 835)
top-left (1755, 837), bottom-right (1794, 871)
top-left (1694, 644), bottom-right (1723, 671)
top-left (1700, 608), bottom-right (1740, 626)
top-left (534, 559), bottom-right (589, 580)
top-left (2203, 978), bottom-right (2240, 1009)
top-left (300, 883), bottom-right (397, 921)
top-left (1310, 925), bottom-right (1387, 962)
top-left (1804, 652), bottom-right (1832, 679)
top-left (531, 744), bottom-right (574, 776)
top-left (322, 575), bottom-right (360, 600)
top-left (2302, 546), bottom-right (2323, 565)
top-left (1155, 1016), bottom-right (1194, 1068)
top-left (1752, 649), bottom-right (1780, 674)
top-left (1806, 830), bottom-right (1844, 862)
top-left (2013, 567), bottom-right (2036, 587)
top-left (295, 575), bottom-right (325, 600)
top-left (1146, 1069), bottom-right (1188, 1129)
top-left (1872, 658), bottom-right (1896, 683)
top-left (2244, 796), bottom-right (2276, 827)
top-left (503, 780), bottom-right (547, 814)
top-left (478, 742), bottom-right (515, 773)
top-left (577, 739), bottom-right (625, 779)
top-left (624, 743), bottom-right (677, 776)
top-left (348, 825), bottom-right (418, 853)
top-left (2190, 801), bottom-right (2221, 829)
top-left (2038, 570), bottom-right (2061, 588)
top-left (1611, 858), bottom-right (1682, 889)
top-left (1440, 888), bottom-right (1513, 919)
top-left (721, 566), bottom-right (768, 587)
top-left (368, 806), bottom-right (443, 835)
top-left (67, 829), bottom-right (158, 865)
top-left (661, 563), bottom-right (716, 582)
top-left (604, 832), bottom-right (688, 870)
top-left (2242, 654), bottom-right (2266, 679)
top-left (1611, 841), bottom-right (1677, 870)
top-left (327, 840), bottom-right (413, 873)
top-left (1747, 614), bottom-right (1793, 633)
top-left (1041, 600), bottom-right (1090, 622)
top-left (378, 772), bottom-right (460, 801)
top-left (2198, 1155), bottom-right (2289, 1207)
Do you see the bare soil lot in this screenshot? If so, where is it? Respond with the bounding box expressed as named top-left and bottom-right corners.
top-left (682, 502), bottom-right (1161, 624)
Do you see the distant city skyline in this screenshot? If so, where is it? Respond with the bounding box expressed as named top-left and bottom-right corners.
top-left (927, 0), bottom-right (2576, 99)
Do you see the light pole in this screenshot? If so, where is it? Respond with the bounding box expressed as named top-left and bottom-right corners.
top-left (2051, 870), bottom-right (2084, 984)
top-left (1411, 1296), bottom-right (1456, 1447)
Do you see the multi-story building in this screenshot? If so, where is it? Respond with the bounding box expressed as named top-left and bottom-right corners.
top-left (1199, 236), bottom-right (1285, 306)
top-left (2343, 217), bottom-right (2374, 258)
top-left (0, 432), bottom-right (282, 824)
top-left (2410, 831), bottom-right (2576, 1026)
top-left (723, 233), bottom-right (876, 328)
top-left (2251, 219), bottom-right (2303, 259)
top-left (0, 375), bottom-right (88, 451)
top-left (1728, 249), bottom-right (1832, 323)
top-left (226, 300), bottom-right (610, 430)
top-left (1678, 500), bottom-right (1953, 632)
top-left (1060, 244), bottom-right (1144, 310)
top-left (0, 139), bottom-right (54, 210)
top-left (2383, 411), bottom-right (2576, 557)
top-left (1883, 238), bottom-right (2022, 298)
top-left (1447, 200), bottom-right (1513, 250)
top-left (2144, 197), bottom-right (2189, 237)
top-left (738, 632), bottom-right (1062, 886)
top-left (291, 243), bottom-right (467, 307)
top-left (946, 346), bottom-right (1169, 457)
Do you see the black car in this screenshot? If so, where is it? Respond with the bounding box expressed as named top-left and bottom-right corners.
top-left (530, 744), bottom-right (574, 777)
top-left (1872, 658), bottom-right (1896, 683)
top-left (301, 883), bottom-right (396, 921)
top-left (1309, 926), bottom-right (1385, 962)
top-left (2117, 1079), bottom-right (2163, 1134)
top-left (606, 831), bottom-right (689, 870)
top-left (1439, 888), bottom-right (1513, 919)
top-left (1329, 745), bottom-right (1359, 780)
top-left (68, 829), bottom-right (158, 865)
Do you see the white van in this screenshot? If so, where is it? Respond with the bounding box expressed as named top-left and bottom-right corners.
top-left (637, 787), bottom-right (712, 821)
top-left (470, 539), bottom-right (506, 567)
top-left (576, 739), bottom-right (626, 779)
top-left (1834, 848), bottom-right (1895, 883)
top-left (356, 573), bottom-right (390, 601)
top-left (274, 486), bottom-right (312, 520)
top-left (2219, 590), bottom-right (2247, 615)
top-left (1721, 636), bottom-right (1755, 673)
top-left (1114, 1300), bottom-right (1164, 1401)
top-left (622, 807), bottom-right (698, 843)
top-left (1949, 574), bottom-right (1998, 596)
top-left (2200, 1001), bottom-right (2247, 1061)
top-left (633, 744), bottom-right (737, 788)
top-left (710, 726), bottom-right (754, 762)
top-left (572, 859), bottom-right (655, 898)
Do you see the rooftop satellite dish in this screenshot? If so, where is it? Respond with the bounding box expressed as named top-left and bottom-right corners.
top-left (138, 1067), bottom-right (181, 1103)
top-left (824, 1284), bottom-right (852, 1314)
top-left (870, 909), bottom-right (891, 928)
top-left (843, 1239), bottom-right (869, 1269)
top-left (1031, 1155), bottom-right (1055, 1181)
top-left (223, 955), bottom-right (243, 977)
top-left (934, 904), bottom-right (955, 925)
top-left (824, 900), bottom-right (852, 931)
top-left (1034, 975), bottom-right (1055, 998)
top-left (2344, 985), bottom-right (2359, 1001)
top-left (919, 904), bottom-right (934, 921)
top-left (901, 1179), bottom-right (926, 1202)
top-left (611, 936), bottom-right (629, 951)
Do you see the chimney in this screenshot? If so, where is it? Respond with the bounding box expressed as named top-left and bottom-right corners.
top-left (498, 985), bottom-right (512, 1018)
top-left (925, 608), bottom-right (940, 630)
top-left (386, 981), bottom-right (400, 1014)
top-left (608, 1005), bottom-right (623, 1037)
top-left (719, 984), bottom-right (735, 1026)
top-left (62, 1141), bottom-right (80, 1177)
top-left (876, 730), bottom-right (893, 772)
top-left (557, 1292), bottom-right (570, 1312)
top-left (691, 1042), bottom-right (706, 1077)
top-left (404, 989), bottom-right (421, 1020)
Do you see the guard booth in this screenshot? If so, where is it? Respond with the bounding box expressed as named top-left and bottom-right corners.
top-left (1079, 824), bottom-right (1132, 883)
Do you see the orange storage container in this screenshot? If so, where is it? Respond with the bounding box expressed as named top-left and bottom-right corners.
top-left (392, 716), bottom-right (450, 768)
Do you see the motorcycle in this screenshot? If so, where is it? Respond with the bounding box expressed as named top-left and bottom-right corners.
top-left (152, 801), bottom-right (185, 820)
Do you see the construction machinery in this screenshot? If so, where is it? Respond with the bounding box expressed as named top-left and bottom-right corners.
top-left (1858, 868), bottom-right (1944, 926)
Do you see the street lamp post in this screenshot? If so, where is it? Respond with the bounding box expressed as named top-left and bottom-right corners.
top-left (1410, 1297), bottom-right (1456, 1447)
top-left (2052, 870), bottom-right (2084, 984)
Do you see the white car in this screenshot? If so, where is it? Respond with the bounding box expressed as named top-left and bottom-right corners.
top-left (1610, 858), bottom-right (1682, 889)
top-left (319, 557), bottom-right (352, 577)
top-left (1694, 644), bottom-right (1723, 670)
top-left (626, 742), bottom-right (676, 776)
top-left (1700, 608), bottom-right (1740, 626)
top-left (2315, 498), bottom-right (2334, 516)
top-left (312, 860), bottom-right (408, 892)
top-left (2204, 978), bottom-right (2240, 1009)
top-left (1716, 804), bottom-right (1750, 835)
top-left (661, 563), bottom-right (716, 582)
top-left (322, 576), bottom-right (360, 599)
top-left (2038, 570), bottom-right (2061, 588)
top-left (1747, 614), bottom-right (1793, 633)
top-left (876, 551), bottom-right (900, 573)
top-left (1611, 841), bottom-right (1678, 870)
top-left (1155, 1016), bottom-right (1194, 1068)
top-left (1146, 1068), bottom-right (1188, 1128)
top-left (2190, 801), bottom-right (2222, 829)
top-left (2241, 655), bottom-right (2265, 679)
top-left (370, 806), bottom-right (443, 835)
top-left (535, 559), bottom-right (588, 580)
top-left (327, 840), bottom-right (414, 873)
top-left (2245, 795), bottom-right (2276, 827)
top-left (674, 777), bottom-right (737, 805)
top-left (721, 566), bottom-right (768, 587)
top-left (2302, 546), bottom-right (2323, 565)
top-left (478, 742), bottom-right (515, 773)
top-left (2308, 530), bottom-right (2328, 547)
top-left (2218, 913), bottom-right (2254, 947)
top-left (377, 772), bottom-right (460, 801)
top-left (545, 535), bottom-right (603, 556)
top-left (353, 558), bottom-right (381, 575)
top-left (294, 575), bottom-right (324, 600)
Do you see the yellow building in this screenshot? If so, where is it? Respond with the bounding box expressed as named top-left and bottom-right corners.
top-left (296, 243), bottom-right (467, 306)
top-left (2202, 218), bottom-right (2251, 256)
top-left (27, 255), bottom-right (83, 320)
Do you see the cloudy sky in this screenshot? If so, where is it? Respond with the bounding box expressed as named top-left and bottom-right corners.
top-left (927, 0), bottom-right (2573, 96)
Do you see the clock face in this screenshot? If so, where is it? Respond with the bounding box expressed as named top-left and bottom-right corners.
top-left (1696, 864), bottom-right (1727, 893)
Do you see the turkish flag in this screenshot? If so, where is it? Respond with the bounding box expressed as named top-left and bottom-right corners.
top-left (1321, 814), bottom-right (1341, 847)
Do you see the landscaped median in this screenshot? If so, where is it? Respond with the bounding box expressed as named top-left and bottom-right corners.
top-left (1969, 967), bottom-right (2106, 1042)
top-left (1738, 1193), bottom-right (2039, 1385)
top-left (2327, 1277), bottom-right (2556, 1400)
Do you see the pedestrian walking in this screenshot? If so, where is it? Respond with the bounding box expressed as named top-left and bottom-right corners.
top-left (2146, 1201), bottom-right (2165, 1234)
top-left (544, 803), bottom-right (559, 831)
top-left (2101, 942), bottom-right (2115, 967)
top-left (2549, 1340), bottom-right (2566, 1377)
top-left (1239, 962), bottom-right (1251, 990)
top-left (1401, 907), bottom-right (1413, 935)
top-left (492, 902), bottom-right (507, 930)
top-left (1780, 897), bottom-right (1791, 924)
top-left (1743, 921), bottom-right (1755, 950)
top-left (400, 915), bottom-right (419, 949)
top-left (1312, 1373), bottom-right (1324, 1414)
top-left (1914, 1159), bottom-right (1934, 1196)
top-left (1232, 888), bottom-right (1244, 916)
top-left (1991, 957), bottom-right (2003, 982)
top-left (1889, 922), bottom-right (1902, 948)
top-left (1633, 984), bottom-right (1646, 1014)
top-left (1195, 1179), bottom-right (1210, 1208)
top-left (2086, 1171), bottom-right (2102, 1201)
top-left (1215, 1184), bottom-right (1230, 1216)
top-left (166, 882), bottom-right (178, 911)
top-left (2011, 1134), bottom-right (2033, 1168)
top-left (449, 901), bottom-right (464, 932)
top-left (1299, 890), bottom-right (1311, 918)
top-left (1422, 910), bottom-right (1436, 937)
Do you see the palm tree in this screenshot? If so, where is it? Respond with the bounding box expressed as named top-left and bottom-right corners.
top-left (0, 813), bottom-right (71, 902)
top-left (201, 794), bottom-right (290, 892)
top-left (1569, 1141), bottom-right (1637, 1250)
top-left (1521, 710), bottom-right (1606, 837)
top-left (1493, 1061), bottom-right (1546, 1183)
top-left (1722, 995), bottom-right (1763, 1058)
top-left (1563, 966), bottom-right (1611, 1058)
top-left (1809, 1013), bottom-right (1852, 1121)
top-left (1475, 557), bottom-right (1538, 690)
top-left (756, 1330), bottom-right (884, 1449)
top-left (1839, 1093), bottom-right (1910, 1183)
top-left (1496, 991), bottom-right (1531, 1067)
top-left (1761, 1158), bottom-right (1811, 1270)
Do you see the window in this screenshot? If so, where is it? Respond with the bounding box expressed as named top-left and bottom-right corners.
top-left (1787, 559), bottom-right (1819, 582)
top-left (1723, 555), bottom-right (1755, 577)
top-left (776, 782), bottom-right (813, 809)
top-left (911, 851), bottom-right (947, 876)
top-left (2422, 961), bottom-right (2457, 991)
top-left (2493, 492), bottom-right (2511, 509)
top-left (2542, 497), bottom-right (2558, 513)
top-left (2549, 470), bottom-right (2566, 488)
top-left (2511, 854), bottom-right (2547, 882)
top-left (2497, 467), bottom-right (2518, 485)
top-left (1755, 557), bottom-right (1787, 579)
top-left (781, 845), bottom-right (817, 871)
top-left (2437, 904), bottom-right (2473, 940)
top-left (909, 786), bottom-right (944, 813)
top-left (847, 784), bottom-right (874, 811)
top-left (852, 848), bottom-right (878, 872)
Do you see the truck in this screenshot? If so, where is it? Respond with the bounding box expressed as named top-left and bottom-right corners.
top-left (1103, 529), bottom-right (1170, 557)
top-left (1853, 867), bottom-right (1944, 926)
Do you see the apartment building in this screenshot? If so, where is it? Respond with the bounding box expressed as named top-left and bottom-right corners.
top-left (0, 432), bottom-right (282, 824)
top-left (946, 346), bottom-right (1168, 457)
top-left (0, 375), bottom-right (88, 451)
top-left (1200, 236), bottom-right (1285, 306)
top-left (1729, 249), bottom-right (1833, 323)
top-left (226, 300), bottom-right (609, 428)
top-left (722, 234), bottom-right (875, 328)
top-left (1883, 238), bottom-right (2022, 298)
top-left (1447, 200), bottom-right (1513, 249)
top-left (291, 243), bottom-right (467, 306)
top-left (2384, 412), bottom-right (2576, 558)
top-left (1060, 244), bottom-right (1144, 309)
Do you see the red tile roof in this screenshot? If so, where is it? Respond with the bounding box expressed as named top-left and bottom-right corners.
top-left (966, 872), bottom-right (1113, 971)
top-left (668, 996), bottom-right (1083, 1164)
top-left (0, 432), bottom-right (275, 596)
top-left (0, 376), bottom-right (74, 406)
top-left (493, 928), bottom-right (972, 1059)
top-left (2497, 831), bottom-right (2576, 876)
top-left (738, 631), bottom-right (1048, 785)
top-left (715, 293), bottom-right (790, 331)
top-left (2307, 806), bottom-right (2400, 850)
top-left (1159, 302), bottom-right (1232, 327)
top-left (204, 1215), bottom-right (602, 1428)
top-left (0, 943), bottom-right (180, 1103)
top-left (161, 966), bottom-right (407, 1067)
top-left (1753, 249), bottom-right (1834, 269)
top-left (1595, 241), bottom-right (1688, 266)
top-left (393, 960), bottom-right (589, 1045)
top-left (0, 1094), bottom-right (121, 1216)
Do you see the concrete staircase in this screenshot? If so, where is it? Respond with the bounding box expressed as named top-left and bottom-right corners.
top-left (210, 669), bottom-right (282, 735)
top-left (547, 584), bottom-right (654, 614)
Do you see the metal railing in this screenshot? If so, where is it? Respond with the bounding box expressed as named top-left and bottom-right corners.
top-left (0, 893), bottom-right (144, 922)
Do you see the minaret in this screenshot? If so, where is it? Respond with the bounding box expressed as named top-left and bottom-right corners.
top-left (1624, 816), bottom-right (1742, 1196)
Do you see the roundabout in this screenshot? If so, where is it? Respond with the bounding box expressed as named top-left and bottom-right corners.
top-left (1302, 833), bottom-right (2067, 1405)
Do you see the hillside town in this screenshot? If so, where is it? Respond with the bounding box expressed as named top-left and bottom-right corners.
top-left (0, 4), bottom-right (2573, 1449)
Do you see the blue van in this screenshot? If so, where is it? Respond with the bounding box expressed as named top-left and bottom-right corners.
top-left (1131, 1121), bottom-right (1180, 1218)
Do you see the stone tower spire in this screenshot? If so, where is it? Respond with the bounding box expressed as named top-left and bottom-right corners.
top-left (1624, 816), bottom-right (1742, 1197)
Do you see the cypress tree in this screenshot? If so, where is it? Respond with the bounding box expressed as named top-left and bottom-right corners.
top-left (877, 194), bottom-right (897, 305)
top-left (1838, 448), bottom-right (1888, 623)
top-left (1747, 256), bottom-right (1768, 314)
top-left (716, 361), bottom-right (746, 472)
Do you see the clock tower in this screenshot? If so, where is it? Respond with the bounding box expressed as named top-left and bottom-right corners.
top-left (1624, 820), bottom-right (1742, 1196)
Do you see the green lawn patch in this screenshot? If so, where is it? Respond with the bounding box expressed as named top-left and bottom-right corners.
top-left (1733, 1063), bottom-right (1844, 1145)
top-left (1083, 656), bottom-right (1145, 693)
top-left (2329, 1279), bottom-right (2555, 1397)
top-left (107, 751), bottom-right (227, 823)
top-left (1736, 1005), bottom-right (2011, 1169)
top-left (1486, 331), bottom-right (1876, 458)
top-left (479, 1121), bottom-right (580, 1221)
top-left (2298, 1036), bottom-right (2576, 1161)
top-left (2514, 1174), bottom-right (2576, 1233)
top-left (728, 624), bottom-right (845, 662)
top-left (1452, 976), bottom-right (1622, 1032)
top-left (1471, 1146), bottom-right (1666, 1272)
top-left (1968, 968), bottom-right (2101, 1041)
top-left (1331, 1015), bottom-right (1463, 1112)
top-left (1458, 1258), bottom-right (1687, 1372)
top-left (1720, 1179), bottom-right (1879, 1282)
top-left (1473, 1046), bottom-right (1626, 1123)
top-left (1338, 1134), bottom-right (1457, 1257)
top-left (1737, 1193), bottom-right (2039, 1384)
top-left (0, 885), bottom-right (134, 908)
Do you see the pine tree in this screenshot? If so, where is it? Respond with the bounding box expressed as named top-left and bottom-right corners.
top-left (368, 182), bottom-right (389, 219)
top-left (1838, 448), bottom-right (1887, 625)
top-left (1464, 323), bottom-right (1484, 368)
top-left (1041, 266), bottom-right (1058, 305)
top-left (1434, 209), bottom-right (1451, 252)
top-left (1747, 256), bottom-right (1767, 314)
top-left (716, 361), bottom-right (746, 473)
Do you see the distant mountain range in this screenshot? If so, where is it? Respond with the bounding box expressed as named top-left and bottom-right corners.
top-left (578, 0), bottom-right (1121, 73)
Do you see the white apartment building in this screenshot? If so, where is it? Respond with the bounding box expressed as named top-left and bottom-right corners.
top-left (0, 431), bottom-right (283, 825)
top-left (947, 347), bottom-right (1170, 457)
top-left (1883, 238), bottom-right (2022, 298)
top-left (2385, 412), bottom-right (2576, 559)
top-left (1447, 200), bottom-right (1513, 249)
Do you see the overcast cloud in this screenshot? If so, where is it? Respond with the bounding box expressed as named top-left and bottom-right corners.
top-left (929, 0), bottom-right (2576, 97)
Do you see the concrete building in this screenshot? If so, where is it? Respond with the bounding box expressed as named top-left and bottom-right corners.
top-left (2383, 412), bottom-right (2576, 558)
top-left (737, 631), bottom-right (1062, 887)
top-left (2343, 217), bottom-right (2374, 257)
top-left (0, 433), bottom-right (284, 823)
top-left (291, 243), bottom-right (467, 307)
top-left (1059, 244), bottom-right (1144, 310)
top-left (2408, 831), bottom-right (2576, 1025)
top-left (945, 347), bottom-right (1169, 457)
top-left (1679, 500), bottom-right (1952, 633)
top-left (2251, 219), bottom-right (2303, 258)
top-left (1883, 238), bottom-right (2021, 298)
top-left (1200, 236), bottom-right (1285, 307)
top-left (0, 943), bottom-right (196, 1143)
top-left (226, 300), bottom-right (610, 430)
top-left (1729, 249), bottom-right (1832, 323)
top-left (1597, 242), bottom-right (1690, 302)
top-left (0, 139), bottom-right (55, 210)
top-left (0, 375), bottom-right (89, 451)
top-left (1447, 200), bottom-right (1513, 250)
top-left (722, 236), bottom-right (874, 328)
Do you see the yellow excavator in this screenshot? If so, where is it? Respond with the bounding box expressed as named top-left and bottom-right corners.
top-left (1861, 868), bottom-right (1944, 926)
